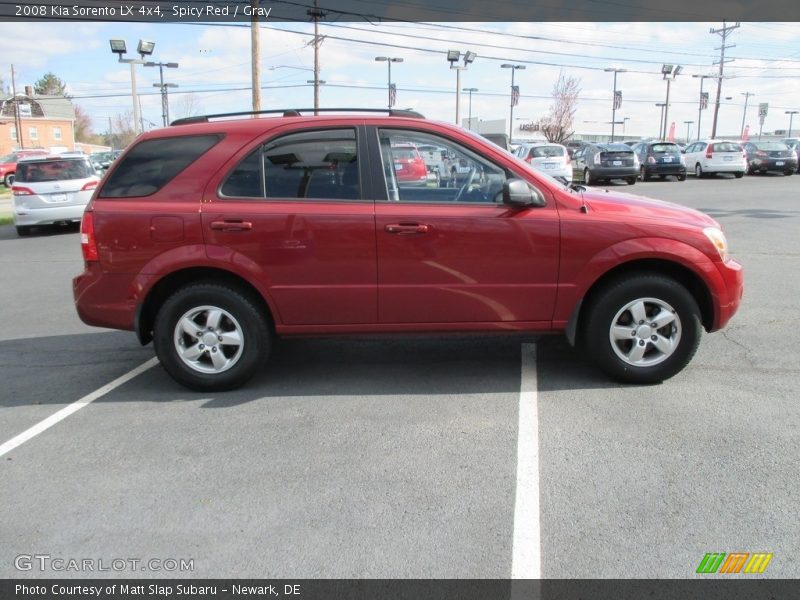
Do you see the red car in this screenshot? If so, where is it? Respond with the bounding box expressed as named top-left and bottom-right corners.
top-left (0, 149), bottom-right (49, 187)
top-left (390, 144), bottom-right (428, 186)
top-left (73, 109), bottom-right (743, 391)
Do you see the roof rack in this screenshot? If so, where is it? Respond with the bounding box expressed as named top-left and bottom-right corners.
top-left (171, 108), bottom-right (425, 126)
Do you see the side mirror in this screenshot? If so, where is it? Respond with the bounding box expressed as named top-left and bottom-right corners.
top-left (503, 178), bottom-right (545, 208)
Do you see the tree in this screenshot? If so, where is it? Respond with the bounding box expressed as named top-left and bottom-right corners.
top-left (111, 111), bottom-right (137, 148)
top-left (174, 93), bottom-right (203, 119)
top-left (34, 72), bottom-right (68, 97)
top-left (73, 104), bottom-right (93, 142)
top-left (540, 71), bottom-right (581, 144)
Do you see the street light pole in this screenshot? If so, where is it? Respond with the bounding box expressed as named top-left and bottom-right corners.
top-left (145, 61), bottom-right (179, 126)
top-left (692, 74), bottom-right (713, 141)
top-left (661, 64), bottom-right (682, 140)
top-left (375, 56), bottom-right (403, 109)
top-left (501, 63), bottom-right (525, 141)
top-left (740, 92), bottom-right (754, 138)
top-left (110, 39), bottom-right (156, 136)
top-left (463, 87), bottom-right (478, 130)
top-left (786, 110), bottom-right (799, 137)
top-left (604, 67), bottom-right (626, 142)
top-left (447, 50), bottom-right (476, 126)
top-left (683, 120), bottom-right (694, 143)
top-left (656, 103), bottom-right (666, 138)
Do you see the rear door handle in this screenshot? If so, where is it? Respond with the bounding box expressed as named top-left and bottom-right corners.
top-left (385, 223), bottom-right (430, 235)
top-left (210, 220), bottom-right (252, 232)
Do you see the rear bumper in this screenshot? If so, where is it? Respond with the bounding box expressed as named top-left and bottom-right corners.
top-left (643, 164), bottom-right (686, 176)
top-left (13, 203), bottom-right (86, 226)
top-left (73, 262), bottom-right (138, 332)
top-left (750, 158), bottom-right (798, 172)
top-left (591, 167), bottom-right (638, 179)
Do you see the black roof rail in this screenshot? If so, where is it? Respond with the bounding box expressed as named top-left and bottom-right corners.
top-left (170, 107), bottom-right (425, 126)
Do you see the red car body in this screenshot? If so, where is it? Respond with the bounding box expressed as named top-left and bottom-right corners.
top-left (391, 144), bottom-right (428, 186)
top-left (73, 113), bottom-right (743, 390)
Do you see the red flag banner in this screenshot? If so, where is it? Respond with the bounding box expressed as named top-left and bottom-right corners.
top-left (743, 125), bottom-right (750, 141)
top-left (668, 121), bottom-right (676, 142)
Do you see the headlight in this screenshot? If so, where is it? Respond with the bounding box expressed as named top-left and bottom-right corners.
top-left (703, 227), bottom-right (729, 262)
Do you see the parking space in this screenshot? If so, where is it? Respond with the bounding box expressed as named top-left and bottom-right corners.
top-left (1, 175), bottom-right (798, 578)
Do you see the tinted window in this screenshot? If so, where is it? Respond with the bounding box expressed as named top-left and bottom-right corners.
top-left (711, 142), bottom-right (742, 152)
top-left (221, 150), bottom-right (263, 198)
top-left (100, 134), bottom-right (221, 198)
top-left (651, 143), bottom-right (680, 154)
top-left (531, 146), bottom-right (565, 158)
top-left (17, 159), bottom-right (94, 182)
top-left (600, 143), bottom-right (632, 152)
top-left (753, 142), bottom-right (788, 151)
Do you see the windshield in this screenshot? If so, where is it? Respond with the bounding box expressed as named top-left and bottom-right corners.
top-left (651, 143), bottom-right (680, 153)
top-left (531, 146), bottom-right (565, 158)
top-left (0, 153), bottom-right (16, 163)
top-left (755, 142), bottom-right (789, 151)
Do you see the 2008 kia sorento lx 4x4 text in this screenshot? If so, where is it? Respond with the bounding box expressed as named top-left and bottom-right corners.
top-left (73, 108), bottom-right (743, 391)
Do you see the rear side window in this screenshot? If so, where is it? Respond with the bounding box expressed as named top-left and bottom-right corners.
top-left (221, 128), bottom-right (360, 201)
top-left (17, 159), bottom-right (94, 182)
top-left (99, 134), bottom-right (221, 198)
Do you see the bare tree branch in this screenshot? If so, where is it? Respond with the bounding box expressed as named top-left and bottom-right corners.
top-left (540, 71), bottom-right (581, 145)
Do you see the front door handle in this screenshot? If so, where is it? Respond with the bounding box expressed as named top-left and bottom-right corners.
top-left (210, 220), bottom-right (253, 232)
top-left (385, 223), bottom-right (430, 235)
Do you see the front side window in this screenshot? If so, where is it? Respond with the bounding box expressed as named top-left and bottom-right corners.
top-left (100, 134), bottom-right (221, 198)
top-left (222, 129), bottom-right (361, 201)
top-left (377, 129), bottom-right (508, 204)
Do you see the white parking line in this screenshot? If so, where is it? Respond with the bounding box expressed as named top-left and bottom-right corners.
top-left (511, 343), bottom-right (542, 579)
top-left (0, 357), bottom-right (158, 458)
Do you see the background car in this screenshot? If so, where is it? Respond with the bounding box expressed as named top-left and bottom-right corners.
top-left (514, 142), bottom-right (572, 182)
top-left (390, 144), bottom-right (428, 186)
top-left (90, 151), bottom-right (117, 173)
top-left (0, 149), bottom-right (49, 187)
top-left (683, 140), bottom-right (746, 178)
top-left (632, 141), bottom-right (687, 182)
top-left (571, 142), bottom-right (638, 185)
top-left (564, 140), bottom-right (587, 159)
top-left (11, 155), bottom-right (100, 236)
top-left (783, 139), bottom-right (800, 167)
top-left (743, 141), bottom-right (797, 176)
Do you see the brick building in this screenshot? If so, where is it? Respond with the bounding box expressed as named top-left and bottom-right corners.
top-left (0, 88), bottom-right (76, 155)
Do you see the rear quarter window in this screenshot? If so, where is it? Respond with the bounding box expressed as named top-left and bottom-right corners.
top-left (99, 134), bottom-right (221, 198)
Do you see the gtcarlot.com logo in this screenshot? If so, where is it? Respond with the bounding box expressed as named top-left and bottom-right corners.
top-left (696, 552), bottom-right (773, 574)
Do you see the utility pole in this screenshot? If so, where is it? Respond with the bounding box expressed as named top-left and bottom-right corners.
top-left (308, 0), bottom-right (326, 115)
top-left (11, 64), bottom-right (23, 149)
top-left (740, 91), bottom-right (754, 138)
top-left (710, 21), bottom-right (740, 138)
top-left (250, 0), bottom-right (261, 111)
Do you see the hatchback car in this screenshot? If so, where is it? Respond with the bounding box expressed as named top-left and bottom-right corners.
top-left (742, 141), bottom-right (797, 176)
top-left (12, 155), bottom-right (100, 236)
top-left (0, 149), bottom-right (49, 187)
top-left (390, 144), bottom-right (428, 186)
top-left (571, 142), bottom-right (638, 185)
top-left (632, 141), bottom-right (687, 181)
top-left (73, 108), bottom-right (742, 391)
top-left (683, 140), bottom-right (746, 178)
top-left (514, 142), bottom-right (572, 182)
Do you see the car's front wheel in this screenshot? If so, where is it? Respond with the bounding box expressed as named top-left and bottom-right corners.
top-left (694, 164), bottom-right (704, 178)
top-left (15, 225), bottom-right (31, 236)
top-left (626, 177), bottom-right (636, 185)
top-left (677, 173), bottom-right (687, 182)
top-left (584, 168), bottom-right (593, 185)
top-left (3, 174), bottom-right (13, 187)
top-left (153, 283), bottom-right (271, 391)
top-left (583, 275), bottom-right (702, 384)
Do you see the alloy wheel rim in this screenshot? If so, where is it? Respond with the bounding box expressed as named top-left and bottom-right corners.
top-left (608, 297), bottom-right (682, 367)
top-left (173, 305), bottom-right (244, 374)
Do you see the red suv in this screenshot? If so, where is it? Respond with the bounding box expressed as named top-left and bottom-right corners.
top-left (73, 109), bottom-right (743, 391)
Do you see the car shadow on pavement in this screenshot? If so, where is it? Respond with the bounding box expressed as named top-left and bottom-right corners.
top-left (0, 331), bottom-right (627, 412)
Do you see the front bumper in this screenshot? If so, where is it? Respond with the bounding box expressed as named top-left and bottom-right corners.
top-left (713, 258), bottom-right (744, 331)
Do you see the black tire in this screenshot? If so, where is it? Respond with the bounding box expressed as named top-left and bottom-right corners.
top-left (16, 225), bottom-right (32, 237)
top-left (694, 163), bottom-right (704, 178)
top-left (784, 171), bottom-right (793, 177)
top-left (677, 173), bottom-right (687, 182)
top-left (639, 166), bottom-right (649, 182)
top-left (153, 282), bottom-right (271, 391)
top-left (626, 177), bottom-right (636, 185)
top-left (3, 174), bottom-right (13, 188)
top-left (734, 172), bottom-right (744, 179)
top-left (584, 169), bottom-right (593, 185)
top-left (582, 274), bottom-right (702, 384)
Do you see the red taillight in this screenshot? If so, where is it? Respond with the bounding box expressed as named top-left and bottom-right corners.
top-left (647, 156), bottom-right (656, 164)
top-left (524, 156), bottom-right (532, 163)
top-left (11, 185), bottom-right (34, 196)
top-left (80, 211), bottom-right (99, 262)
top-left (81, 179), bottom-right (99, 191)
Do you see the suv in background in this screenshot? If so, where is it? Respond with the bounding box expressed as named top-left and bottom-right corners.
top-left (0, 149), bottom-right (49, 187)
top-left (632, 141), bottom-right (687, 182)
top-left (73, 108), bottom-right (742, 391)
top-left (571, 142), bottom-right (639, 186)
top-left (12, 154), bottom-right (100, 236)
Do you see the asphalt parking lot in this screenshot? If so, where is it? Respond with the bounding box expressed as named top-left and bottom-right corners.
top-left (1, 174), bottom-right (798, 579)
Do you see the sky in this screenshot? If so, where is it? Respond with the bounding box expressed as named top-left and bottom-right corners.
top-left (2, 19), bottom-right (800, 141)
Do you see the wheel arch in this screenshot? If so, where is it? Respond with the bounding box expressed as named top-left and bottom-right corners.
top-left (566, 258), bottom-right (714, 346)
top-left (135, 267), bottom-right (276, 345)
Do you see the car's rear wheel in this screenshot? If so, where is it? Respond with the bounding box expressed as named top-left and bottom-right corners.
top-left (583, 274), bottom-right (702, 384)
top-left (639, 166), bottom-right (649, 182)
top-left (734, 172), bottom-right (744, 178)
top-left (677, 173), bottom-right (687, 182)
top-left (3, 174), bottom-right (13, 187)
top-left (784, 170), bottom-right (793, 176)
top-left (626, 177), bottom-right (636, 185)
top-left (584, 168), bottom-right (593, 185)
top-left (15, 225), bottom-right (32, 237)
top-left (694, 163), bottom-right (704, 178)
top-left (153, 282), bottom-right (271, 391)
